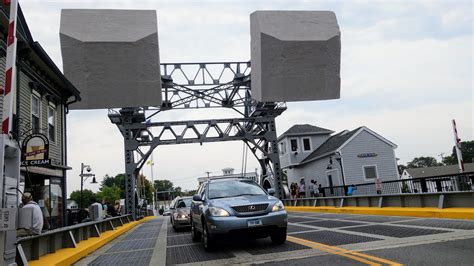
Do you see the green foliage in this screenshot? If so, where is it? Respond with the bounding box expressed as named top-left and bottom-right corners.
top-left (101, 174), bottom-right (125, 198)
top-left (69, 189), bottom-right (95, 209)
top-left (154, 179), bottom-right (174, 192)
top-left (398, 164), bottom-right (407, 175)
top-left (138, 174), bottom-right (154, 204)
top-left (96, 185), bottom-right (121, 203)
top-left (407, 157), bottom-right (442, 168)
top-left (444, 140), bottom-right (474, 165)
top-left (181, 189), bottom-right (197, 196)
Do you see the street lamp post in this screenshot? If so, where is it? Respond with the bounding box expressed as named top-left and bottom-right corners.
top-left (79, 163), bottom-right (97, 209)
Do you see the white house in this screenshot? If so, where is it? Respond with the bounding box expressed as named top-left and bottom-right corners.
top-left (279, 124), bottom-right (399, 196)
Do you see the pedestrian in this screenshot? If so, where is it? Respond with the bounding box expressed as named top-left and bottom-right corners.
top-left (308, 179), bottom-right (315, 197)
top-left (299, 179), bottom-right (306, 198)
top-left (314, 181), bottom-right (320, 197)
top-left (114, 200), bottom-right (122, 216)
top-left (318, 184), bottom-right (325, 197)
top-left (347, 184), bottom-right (357, 196)
top-left (101, 198), bottom-right (108, 218)
top-left (17, 193), bottom-right (43, 236)
top-left (290, 183), bottom-right (297, 199)
top-left (375, 177), bottom-right (383, 194)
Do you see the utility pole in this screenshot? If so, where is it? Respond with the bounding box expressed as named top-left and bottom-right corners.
top-left (150, 152), bottom-right (155, 212)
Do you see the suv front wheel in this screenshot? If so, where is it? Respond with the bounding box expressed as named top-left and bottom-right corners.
top-left (191, 220), bottom-right (201, 242)
top-left (270, 227), bottom-right (287, 244)
top-left (202, 221), bottom-right (215, 251)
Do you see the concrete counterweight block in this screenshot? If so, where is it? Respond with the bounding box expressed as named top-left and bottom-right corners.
top-left (250, 11), bottom-right (341, 102)
top-left (60, 9), bottom-right (162, 109)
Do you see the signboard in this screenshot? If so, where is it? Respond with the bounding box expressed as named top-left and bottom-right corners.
top-left (21, 133), bottom-right (51, 166)
top-left (357, 153), bottom-right (378, 158)
top-left (0, 208), bottom-right (16, 231)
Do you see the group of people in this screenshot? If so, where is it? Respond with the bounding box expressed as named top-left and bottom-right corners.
top-left (81, 197), bottom-right (123, 222)
top-left (290, 179), bottom-right (325, 198)
top-left (17, 192), bottom-right (125, 238)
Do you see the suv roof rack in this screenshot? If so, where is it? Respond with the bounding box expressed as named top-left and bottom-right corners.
top-left (198, 174), bottom-right (257, 184)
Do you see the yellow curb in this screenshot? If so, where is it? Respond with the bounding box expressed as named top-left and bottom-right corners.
top-left (29, 216), bottom-right (156, 266)
top-left (286, 206), bottom-right (474, 220)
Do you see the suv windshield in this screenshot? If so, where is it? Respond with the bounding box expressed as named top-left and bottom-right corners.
top-left (208, 180), bottom-right (267, 199)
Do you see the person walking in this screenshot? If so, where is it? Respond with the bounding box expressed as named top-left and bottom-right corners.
top-left (291, 183), bottom-right (298, 199)
top-left (17, 193), bottom-right (43, 236)
top-left (89, 196), bottom-right (103, 221)
top-left (347, 184), bottom-right (357, 196)
top-left (318, 184), bottom-right (325, 197)
top-left (298, 179), bottom-right (306, 198)
top-left (308, 179), bottom-right (315, 197)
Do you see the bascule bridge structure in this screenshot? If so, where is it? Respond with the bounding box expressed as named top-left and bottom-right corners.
top-left (59, 10), bottom-right (341, 218)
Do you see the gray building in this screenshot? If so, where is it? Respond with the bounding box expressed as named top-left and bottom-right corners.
top-left (279, 124), bottom-right (399, 196)
top-left (0, 4), bottom-right (81, 228)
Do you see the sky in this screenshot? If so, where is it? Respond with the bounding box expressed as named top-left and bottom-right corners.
top-left (19, 0), bottom-right (473, 193)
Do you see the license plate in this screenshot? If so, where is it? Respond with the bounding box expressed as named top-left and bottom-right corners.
top-left (247, 219), bottom-right (262, 227)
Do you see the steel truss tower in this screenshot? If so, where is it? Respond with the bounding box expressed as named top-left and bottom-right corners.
top-left (108, 62), bottom-right (287, 218)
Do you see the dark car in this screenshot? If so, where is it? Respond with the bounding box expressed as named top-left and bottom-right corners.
top-left (190, 178), bottom-right (287, 251)
top-left (170, 196), bottom-right (192, 231)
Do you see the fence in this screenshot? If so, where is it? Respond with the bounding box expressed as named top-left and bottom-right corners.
top-left (315, 172), bottom-right (474, 198)
top-left (16, 214), bottom-right (135, 264)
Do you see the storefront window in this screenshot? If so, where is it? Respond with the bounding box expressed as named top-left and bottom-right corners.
top-left (50, 178), bottom-right (63, 228)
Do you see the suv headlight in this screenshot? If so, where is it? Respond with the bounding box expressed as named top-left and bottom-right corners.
top-left (208, 207), bottom-right (230, 217)
top-left (272, 201), bottom-right (285, 212)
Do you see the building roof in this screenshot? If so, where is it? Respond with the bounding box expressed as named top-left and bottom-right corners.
top-left (278, 124), bottom-right (333, 141)
top-left (299, 127), bottom-right (361, 165)
top-left (1, 4), bottom-right (81, 101)
top-left (405, 163), bottom-right (474, 178)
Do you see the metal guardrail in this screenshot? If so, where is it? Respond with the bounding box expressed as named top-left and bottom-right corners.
top-left (16, 214), bottom-right (135, 264)
top-left (283, 191), bottom-right (474, 209)
top-left (313, 172), bottom-right (474, 197)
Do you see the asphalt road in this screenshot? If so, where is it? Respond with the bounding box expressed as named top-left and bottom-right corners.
top-left (77, 212), bottom-right (474, 265)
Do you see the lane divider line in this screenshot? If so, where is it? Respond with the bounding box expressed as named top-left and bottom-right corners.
top-left (287, 235), bottom-right (402, 266)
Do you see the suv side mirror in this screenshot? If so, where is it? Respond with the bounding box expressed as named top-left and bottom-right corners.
top-left (268, 188), bottom-right (275, 196)
top-left (193, 194), bottom-right (202, 201)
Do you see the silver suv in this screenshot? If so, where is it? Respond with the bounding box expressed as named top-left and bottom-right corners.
top-left (190, 178), bottom-right (287, 251)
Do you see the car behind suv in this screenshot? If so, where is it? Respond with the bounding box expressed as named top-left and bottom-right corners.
top-left (190, 178), bottom-right (287, 251)
top-left (170, 196), bottom-right (192, 231)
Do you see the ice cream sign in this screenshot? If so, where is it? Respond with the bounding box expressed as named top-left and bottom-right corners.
top-left (21, 133), bottom-right (51, 166)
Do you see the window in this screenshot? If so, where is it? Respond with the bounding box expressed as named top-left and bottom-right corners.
top-left (303, 138), bottom-right (311, 151)
top-left (48, 106), bottom-right (55, 141)
top-left (208, 180), bottom-right (266, 199)
top-left (279, 141), bottom-right (287, 155)
top-left (31, 95), bottom-right (40, 133)
top-left (364, 166), bottom-right (378, 180)
top-left (290, 139), bottom-right (298, 152)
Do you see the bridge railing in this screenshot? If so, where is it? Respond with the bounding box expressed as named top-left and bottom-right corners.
top-left (314, 172), bottom-right (474, 198)
top-left (16, 214), bottom-right (135, 264)
top-left (283, 191), bottom-right (474, 209)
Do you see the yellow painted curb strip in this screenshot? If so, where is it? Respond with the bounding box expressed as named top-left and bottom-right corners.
top-left (286, 206), bottom-right (474, 220)
top-left (29, 216), bottom-right (156, 266)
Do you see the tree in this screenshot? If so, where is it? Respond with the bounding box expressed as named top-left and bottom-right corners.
top-left (69, 189), bottom-right (95, 209)
top-left (96, 185), bottom-right (121, 203)
top-left (407, 157), bottom-right (442, 168)
top-left (181, 189), bottom-right (197, 196)
top-left (137, 174), bottom-right (154, 204)
top-left (101, 174), bottom-right (125, 198)
top-left (443, 140), bottom-right (474, 165)
top-left (398, 164), bottom-right (407, 175)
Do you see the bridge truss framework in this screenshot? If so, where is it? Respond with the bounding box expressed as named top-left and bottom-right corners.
top-left (108, 62), bottom-right (287, 218)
